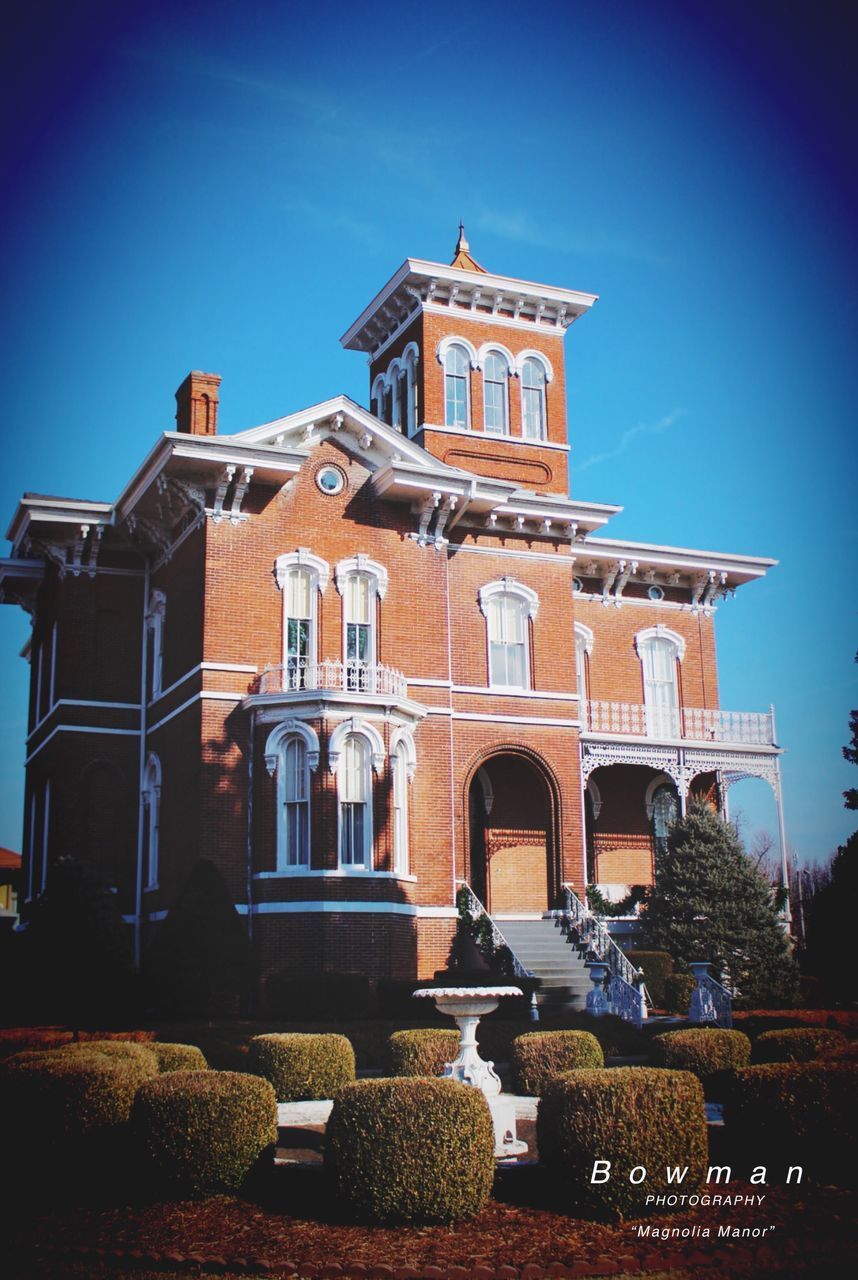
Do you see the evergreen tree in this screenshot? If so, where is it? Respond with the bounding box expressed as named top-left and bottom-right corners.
top-left (842, 651), bottom-right (858, 811)
top-left (640, 801), bottom-right (800, 1007)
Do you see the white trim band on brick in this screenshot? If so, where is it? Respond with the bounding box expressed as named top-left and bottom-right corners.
top-left (253, 870), bottom-right (418, 882)
top-left (152, 660), bottom-right (259, 706)
top-left (26, 724), bottom-right (140, 764)
top-left (148, 689), bottom-right (243, 735)
top-left (235, 901), bottom-right (458, 917)
top-left (424, 708), bottom-right (581, 727)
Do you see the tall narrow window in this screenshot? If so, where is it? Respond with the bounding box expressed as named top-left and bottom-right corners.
top-left (651, 784), bottom-right (678, 859)
top-left (487, 594), bottom-right (528, 688)
top-left (345, 573), bottom-right (372, 689)
top-left (636, 629), bottom-right (683, 738)
top-left (146, 590), bottom-right (166, 700)
top-left (142, 753), bottom-right (161, 890)
top-left (280, 736), bottom-right (309, 867)
top-left (521, 358), bottom-right (547, 439)
top-left (574, 623), bottom-right (594, 728)
top-left (339, 735), bottom-right (371, 868)
top-left (40, 778), bottom-right (50, 894)
top-left (283, 568), bottom-right (312, 689)
top-left (483, 352), bottom-right (509, 434)
top-left (445, 344), bottom-right (470, 428)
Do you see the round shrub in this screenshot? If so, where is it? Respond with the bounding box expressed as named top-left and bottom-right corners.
top-left (248, 1032), bottom-right (355, 1101)
top-left (149, 1042), bottom-right (208, 1073)
top-left (389, 1029), bottom-right (460, 1077)
top-left (512, 1030), bottom-right (604, 1096)
top-left (537, 1068), bottom-right (707, 1219)
top-left (57, 1040), bottom-right (160, 1072)
top-left (664, 973), bottom-right (695, 1015)
top-left (753, 1027), bottom-right (847, 1064)
top-left (651, 1028), bottom-right (750, 1098)
top-left (133, 1069), bottom-right (277, 1193)
top-left (725, 1061), bottom-right (857, 1185)
top-left (325, 1077), bottom-right (495, 1223)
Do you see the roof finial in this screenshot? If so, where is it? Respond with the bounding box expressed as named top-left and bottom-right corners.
top-left (456, 220), bottom-right (469, 255)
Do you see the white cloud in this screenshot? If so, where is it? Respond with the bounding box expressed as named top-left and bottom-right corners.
top-left (576, 409), bottom-right (685, 472)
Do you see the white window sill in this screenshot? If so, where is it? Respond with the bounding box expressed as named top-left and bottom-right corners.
top-left (255, 869), bottom-right (417, 882)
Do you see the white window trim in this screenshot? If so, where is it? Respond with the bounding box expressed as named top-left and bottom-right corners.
top-left (479, 345), bottom-right (513, 435)
top-left (390, 725), bottom-right (417, 878)
top-left (513, 349), bottom-right (555, 382)
top-left (645, 772), bottom-right (678, 820)
top-left (332, 724), bottom-right (381, 871)
top-left (478, 577), bottom-right (539, 690)
top-left (146, 590), bottom-right (167, 700)
top-left (275, 550), bottom-right (330, 674)
top-left (264, 720), bottom-right (321, 871)
top-left (370, 372), bottom-right (386, 421)
top-left (575, 621), bottom-right (594, 704)
top-left (335, 555), bottom-right (387, 674)
top-left (402, 341), bottom-right (420, 436)
top-left (142, 752), bottom-right (161, 891)
top-left (437, 337), bottom-right (476, 431)
top-left (328, 717), bottom-right (386, 776)
top-left (633, 624), bottom-right (686, 662)
top-left (40, 778), bottom-right (50, 894)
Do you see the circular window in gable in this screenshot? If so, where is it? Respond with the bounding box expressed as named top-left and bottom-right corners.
top-left (647, 584), bottom-right (665, 601)
top-left (315, 464), bottom-right (346, 496)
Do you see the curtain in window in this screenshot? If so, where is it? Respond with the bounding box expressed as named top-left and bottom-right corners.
top-left (640, 637), bottom-right (680, 737)
top-left (281, 736), bottom-right (309, 867)
top-left (340, 735), bottom-right (369, 866)
top-left (487, 594), bottom-right (527, 687)
top-left (284, 569), bottom-right (312, 688)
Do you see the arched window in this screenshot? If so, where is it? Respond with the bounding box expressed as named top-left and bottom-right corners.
top-left (275, 552), bottom-right (329, 689)
top-left (445, 343), bottom-right (470, 428)
top-left (339, 734), bottom-right (371, 868)
top-left (335, 556), bottom-right (387, 692)
top-left (521, 358), bottom-right (547, 439)
top-left (391, 727), bottom-right (416, 876)
top-left (651, 783), bottom-right (678, 859)
top-left (479, 579), bottom-right (539, 690)
top-left (483, 352), bottom-right (509, 434)
top-left (282, 568), bottom-right (312, 688)
top-left (402, 343), bottom-right (419, 436)
top-left (142, 753), bottom-right (161, 891)
top-left (280, 736), bottom-right (310, 868)
top-left (146, 590), bottom-right (166, 700)
top-left (264, 720), bottom-right (320, 871)
top-left (574, 622), bottom-right (594, 727)
top-left (635, 627), bottom-right (685, 739)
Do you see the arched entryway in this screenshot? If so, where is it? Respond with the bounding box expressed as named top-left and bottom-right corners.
top-left (466, 752), bottom-right (557, 914)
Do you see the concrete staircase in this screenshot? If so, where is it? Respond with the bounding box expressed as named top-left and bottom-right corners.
top-left (496, 916), bottom-right (592, 1013)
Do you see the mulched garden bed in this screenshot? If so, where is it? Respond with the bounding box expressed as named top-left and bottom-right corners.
top-left (5, 1170), bottom-right (855, 1279)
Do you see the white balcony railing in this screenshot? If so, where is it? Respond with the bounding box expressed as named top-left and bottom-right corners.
top-left (253, 659), bottom-right (408, 699)
top-left (585, 700), bottom-right (775, 746)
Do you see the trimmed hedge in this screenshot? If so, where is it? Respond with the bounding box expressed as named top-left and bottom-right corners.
top-left (512, 1030), bottom-right (604, 1096)
top-left (663, 973), bottom-right (695, 1015)
top-left (537, 1068), bottom-right (708, 1219)
top-left (149, 1042), bottom-right (208, 1073)
top-left (325, 1077), bottom-right (495, 1223)
top-left (650, 1028), bottom-right (751, 1099)
top-left (725, 1061), bottom-right (857, 1185)
top-left (623, 951), bottom-right (673, 1007)
top-left (388, 1029), bottom-right (460, 1077)
top-left (133, 1069), bottom-right (277, 1193)
top-left (752, 1027), bottom-right (848, 1064)
top-left (248, 1032), bottom-right (355, 1101)
top-left (57, 1040), bottom-right (160, 1072)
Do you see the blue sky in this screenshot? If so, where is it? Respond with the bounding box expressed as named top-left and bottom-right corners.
top-left (0, 0), bottom-right (855, 865)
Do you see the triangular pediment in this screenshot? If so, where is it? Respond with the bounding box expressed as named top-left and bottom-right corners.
top-left (229, 394), bottom-right (465, 478)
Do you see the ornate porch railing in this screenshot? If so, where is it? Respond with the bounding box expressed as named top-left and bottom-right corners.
top-left (560, 883), bottom-right (649, 1026)
top-left (253, 659), bottom-right (408, 698)
top-left (455, 881), bottom-right (533, 981)
top-left (688, 962), bottom-right (734, 1027)
top-left (586, 701), bottom-right (776, 746)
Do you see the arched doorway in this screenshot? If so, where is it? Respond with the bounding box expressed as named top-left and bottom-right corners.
top-left (467, 752), bottom-right (556, 914)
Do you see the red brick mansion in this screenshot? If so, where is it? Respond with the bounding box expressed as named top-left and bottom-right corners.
top-left (0, 230), bottom-right (788, 1002)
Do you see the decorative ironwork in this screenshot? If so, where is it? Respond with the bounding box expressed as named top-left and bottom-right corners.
top-left (253, 659), bottom-right (407, 699)
top-left (455, 881), bottom-right (533, 981)
top-left (586, 701), bottom-right (775, 747)
top-left (688, 963), bottom-right (734, 1027)
top-left (559, 883), bottom-right (650, 1026)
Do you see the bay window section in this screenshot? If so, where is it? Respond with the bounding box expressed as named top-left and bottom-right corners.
top-left (280, 736), bottom-right (310, 868)
top-left (345, 573), bottom-right (372, 690)
top-left (283, 568), bottom-right (312, 689)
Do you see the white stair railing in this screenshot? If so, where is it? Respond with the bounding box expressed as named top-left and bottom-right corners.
top-left (454, 882), bottom-right (533, 981)
top-left (560, 883), bottom-right (650, 1027)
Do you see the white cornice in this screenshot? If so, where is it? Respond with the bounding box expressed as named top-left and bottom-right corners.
top-left (419, 423), bottom-right (571, 453)
top-left (576, 536), bottom-right (776, 584)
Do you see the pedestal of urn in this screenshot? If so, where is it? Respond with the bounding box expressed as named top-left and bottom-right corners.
top-left (413, 985), bottom-right (526, 1158)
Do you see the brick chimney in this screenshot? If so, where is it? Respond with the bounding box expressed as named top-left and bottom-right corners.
top-left (175, 371), bottom-right (221, 436)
